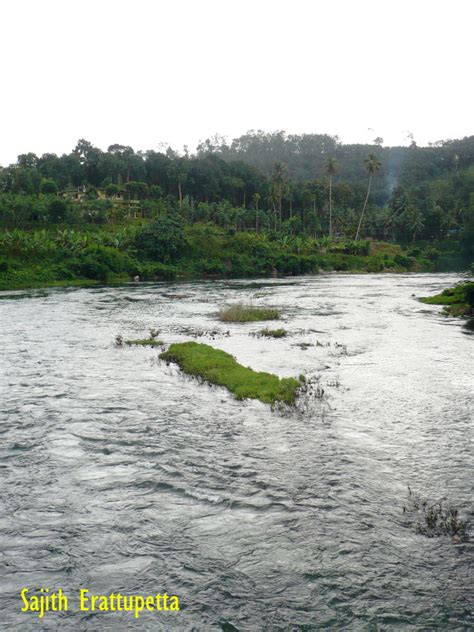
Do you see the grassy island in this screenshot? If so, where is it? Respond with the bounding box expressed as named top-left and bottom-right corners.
top-left (420, 281), bottom-right (474, 316)
top-left (160, 341), bottom-right (301, 404)
top-left (218, 303), bottom-right (280, 322)
top-left (125, 338), bottom-right (164, 347)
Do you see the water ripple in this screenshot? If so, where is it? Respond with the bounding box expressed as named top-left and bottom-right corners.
top-left (0, 273), bottom-right (472, 630)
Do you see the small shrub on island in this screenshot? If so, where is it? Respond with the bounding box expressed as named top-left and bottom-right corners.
top-left (116, 329), bottom-right (164, 347)
top-left (125, 338), bottom-right (164, 347)
top-left (258, 328), bottom-right (287, 338)
top-left (218, 303), bottom-right (280, 322)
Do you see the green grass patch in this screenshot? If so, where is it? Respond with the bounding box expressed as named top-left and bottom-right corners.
top-left (160, 341), bottom-right (301, 405)
top-left (258, 327), bottom-right (287, 338)
top-left (218, 303), bottom-right (280, 322)
top-left (420, 282), bottom-right (474, 315)
top-left (125, 338), bottom-right (164, 347)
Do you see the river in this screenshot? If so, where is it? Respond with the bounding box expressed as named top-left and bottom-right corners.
top-left (0, 273), bottom-right (472, 630)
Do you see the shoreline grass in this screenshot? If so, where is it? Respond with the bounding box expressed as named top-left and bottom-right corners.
top-left (160, 341), bottom-right (300, 404)
top-left (420, 281), bottom-right (474, 316)
top-left (218, 303), bottom-right (280, 322)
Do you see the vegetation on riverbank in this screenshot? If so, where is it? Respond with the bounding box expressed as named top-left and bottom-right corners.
top-left (0, 222), bottom-right (462, 292)
top-left (2, 136), bottom-right (474, 249)
top-left (0, 135), bottom-right (472, 291)
top-left (160, 341), bottom-right (301, 404)
top-left (420, 281), bottom-right (474, 316)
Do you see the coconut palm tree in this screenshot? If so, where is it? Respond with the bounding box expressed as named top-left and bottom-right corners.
top-left (271, 161), bottom-right (287, 227)
top-left (405, 207), bottom-right (425, 242)
top-left (325, 157), bottom-right (338, 239)
top-left (355, 154), bottom-right (381, 240)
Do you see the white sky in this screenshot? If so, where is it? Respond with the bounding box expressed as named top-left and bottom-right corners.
top-left (1, 0), bottom-right (473, 165)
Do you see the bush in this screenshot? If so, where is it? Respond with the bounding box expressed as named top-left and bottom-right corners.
top-left (420, 281), bottom-right (474, 314)
top-left (425, 247), bottom-right (441, 261)
top-left (40, 179), bottom-right (58, 195)
top-left (136, 216), bottom-right (186, 262)
top-left (149, 185), bottom-right (163, 200)
top-left (199, 259), bottom-right (227, 275)
top-left (218, 304), bottom-right (280, 322)
top-left (138, 261), bottom-right (178, 281)
top-left (366, 259), bottom-right (384, 272)
top-left (79, 245), bottom-right (135, 274)
top-left (73, 257), bottom-right (110, 282)
top-left (67, 245), bottom-right (136, 281)
top-left (104, 183), bottom-right (121, 198)
top-left (258, 328), bottom-right (287, 338)
top-left (48, 198), bottom-right (69, 222)
top-left (52, 264), bottom-right (76, 280)
top-left (330, 256), bottom-right (349, 271)
top-left (330, 240), bottom-right (370, 256)
top-left (418, 258), bottom-right (435, 271)
top-left (394, 253), bottom-right (412, 268)
top-left (463, 282), bottom-right (474, 307)
top-left (273, 254), bottom-right (310, 275)
top-left (226, 232), bottom-right (272, 258)
top-left (184, 224), bottom-right (225, 260)
top-left (81, 200), bottom-right (110, 224)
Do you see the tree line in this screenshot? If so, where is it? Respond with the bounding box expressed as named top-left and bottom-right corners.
top-left (0, 134), bottom-right (473, 246)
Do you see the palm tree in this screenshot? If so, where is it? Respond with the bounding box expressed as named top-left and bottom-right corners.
top-left (271, 162), bottom-right (287, 228)
top-left (355, 154), bottom-right (381, 240)
top-left (252, 192), bottom-right (261, 232)
top-left (406, 207), bottom-right (425, 242)
top-left (384, 208), bottom-right (398, 241)
top-left (325, 157), bottom-right (338, 239)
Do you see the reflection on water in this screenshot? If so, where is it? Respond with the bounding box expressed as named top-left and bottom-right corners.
top-left (0, 273), bottom-right (472, 630)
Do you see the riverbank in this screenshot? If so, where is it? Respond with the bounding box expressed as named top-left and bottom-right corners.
top-left (420, 281), bottom-right (474, 316)
top-left (1, 224), bottom-right (462, 292)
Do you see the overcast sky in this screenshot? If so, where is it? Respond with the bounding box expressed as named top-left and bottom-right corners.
top-left (1, 0), bottom-right (472, 165)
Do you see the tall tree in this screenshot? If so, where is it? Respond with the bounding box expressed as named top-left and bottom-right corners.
top-left (270, 161), bottom-right (287, 227)
top-left (355, 154), bottom-right (381, 240)
top-left (167, 158), bottom-right (188, 208)
top-left (107, 144), bottom-right (135, 182)
top-left (325, 157), bottom-right (338, 238)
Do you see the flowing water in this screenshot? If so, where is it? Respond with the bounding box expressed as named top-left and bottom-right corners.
top-left (0, 273), bottom-right (472, 631)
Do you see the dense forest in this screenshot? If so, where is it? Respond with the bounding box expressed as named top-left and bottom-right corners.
top-left (0, 132), bottom-right (473, 289)
top-left (1, 132), bottom-right (473, 241)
